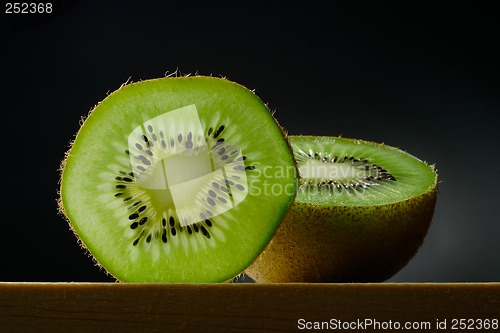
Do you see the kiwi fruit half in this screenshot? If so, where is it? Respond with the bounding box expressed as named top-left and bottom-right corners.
top-left (245, 135), bottom-right (438, 283)
top-left (59, 76), bottom-right (297, 282)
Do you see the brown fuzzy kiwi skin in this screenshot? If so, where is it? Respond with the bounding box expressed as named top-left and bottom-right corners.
top-left (245, 179), bottom-right (438, 283)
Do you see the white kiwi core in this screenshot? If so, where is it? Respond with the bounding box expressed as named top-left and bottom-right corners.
top-left (128, 105), bottom-right (248, 227)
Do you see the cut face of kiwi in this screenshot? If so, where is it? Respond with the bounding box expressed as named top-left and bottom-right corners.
top-left (59, 76), bottom-right (297, 282)
top-left (245, 135), bottom-right (438, 283)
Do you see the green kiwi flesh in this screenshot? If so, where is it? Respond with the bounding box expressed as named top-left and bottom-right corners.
top-left (59, 76), bottom-right (297, 282)
top-left (245, 135), bottom-right (438, 283)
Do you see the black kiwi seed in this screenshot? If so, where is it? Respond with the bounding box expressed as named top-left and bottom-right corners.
top-left (245, 165), bottom-right (256, 171)
top-left (138, 155), bottom-right (151, 165)
top-left (214, 125), bottom-right (225, 138)
top-left (205, 219), bottom-right (213, 227)
top-left (201, 226), bottom-right (211, 239)
top-left (161, 229), bottom-right (167, 243)
top-left (169, 216), bottom-right (175, 227)
top-left (139, 217), bottom-right (148, 225)
top-left (130, 222), bottom-right (139, 229)
top-left (171, 227), bottom-right (177, 236)
top-left (193, 224), bottom-right (199, 233)
top-left (162, 218), bottom-right (167, 227)
top-left (133, 238), bottom-right (140, 246)
top-left (187, 226), bottom-right (193, 234)
top-left (129, 213), bottom-right (139, 220)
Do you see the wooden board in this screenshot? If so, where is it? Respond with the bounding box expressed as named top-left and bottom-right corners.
top-left (1, 283), bottom-right (499, 332)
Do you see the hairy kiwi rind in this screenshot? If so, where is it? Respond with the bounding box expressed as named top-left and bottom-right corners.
top-left (245, 136), bottom-right (438, 283)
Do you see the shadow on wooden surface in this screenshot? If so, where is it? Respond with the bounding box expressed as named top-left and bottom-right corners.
top-left (1, 283), bottom-right (499, 332)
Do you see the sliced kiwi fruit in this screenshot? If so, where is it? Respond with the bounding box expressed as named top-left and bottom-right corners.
top-left (59, 76), bottom-right (297, 282)
top-left (245, 135), bottom-right (438, 283)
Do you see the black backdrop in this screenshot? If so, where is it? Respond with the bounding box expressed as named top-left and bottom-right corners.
top-left (3, 1), bottom-right (499, 282)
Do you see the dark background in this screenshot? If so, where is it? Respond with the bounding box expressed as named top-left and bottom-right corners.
top-left (2, 1), bottom-right (499, 282)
